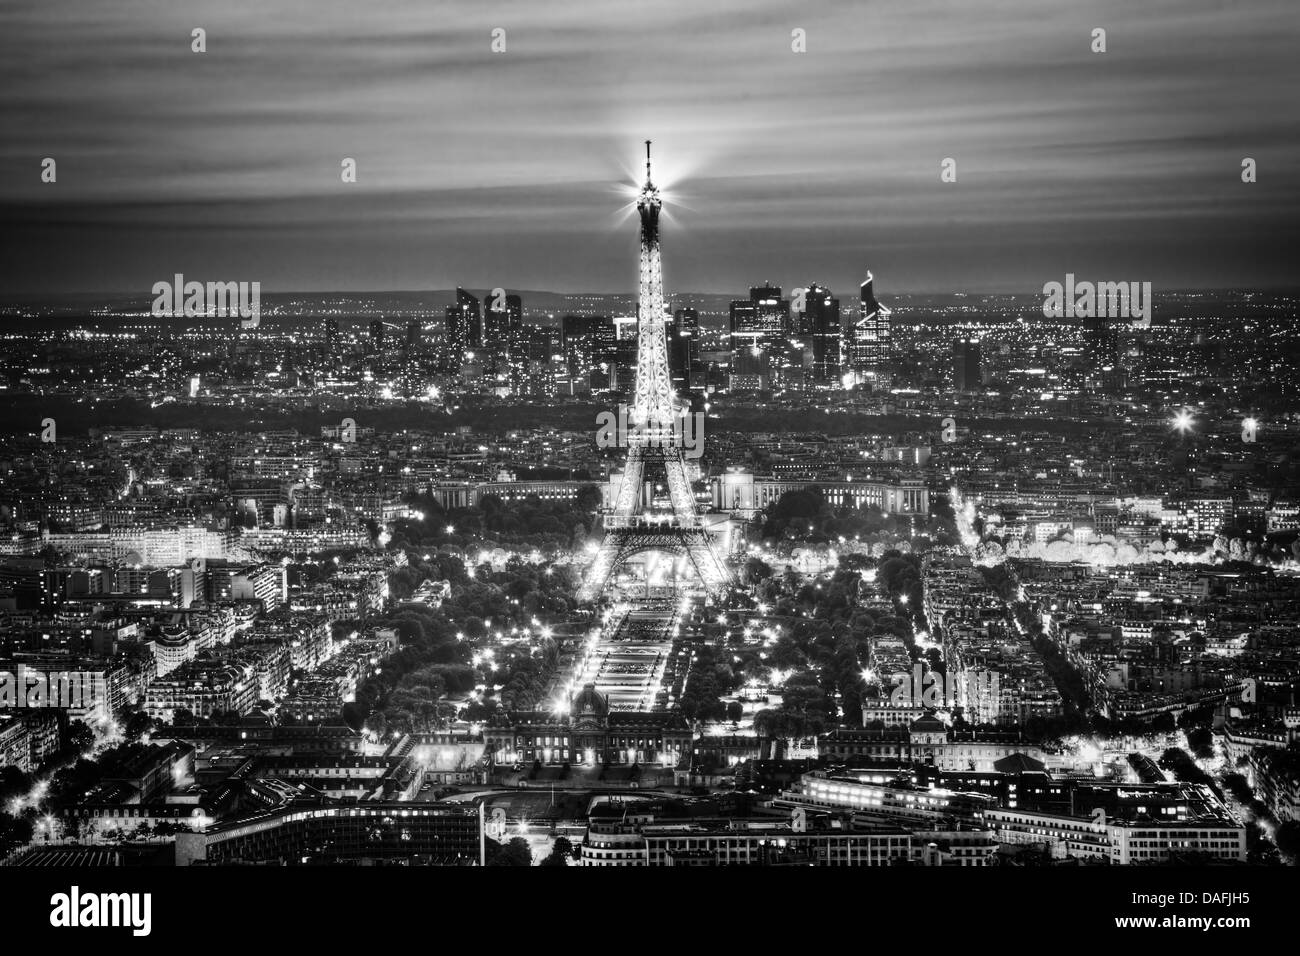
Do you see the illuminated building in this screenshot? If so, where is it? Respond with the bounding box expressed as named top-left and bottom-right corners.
top-left (581, 142), bottom-right (731, 600)
top-left (848, 269), bottom-right (891, 386)
top-left (773, 771), bottom-right (996, 829)
top-left (728, 284), bottom-right (789, 391)
top-left (953, 336), bottom-right (982, 391)
top-left (442, 287), bottom-right (481, 371)
top-left (1082, 313), bottom-right (1121, 391)
top-left (482, 291), bottom-right (521, 351)
top-left (561, 313), bottom-right (615, 395)
top-left (175, 804), bottom-right (483, 865)
top-left (987, 805), bottom-right (1246, 863)
top-left (804, 284), bottom-right (841, 384)
top-left (580, 813), bottom-right (923, 866)
top-left (1251, 748), bottom-right (1300, 823)
top-left (482, 291), bottom-right (523, 393)
top-left (483, 683), bottom-right (691, 767)
top-left (0, 711), bottom-right (61, 773)
top-left (518, 324), bottom-right (561, 397)
top-left (323, 316), bottom-right (340, 354)
top-left (144, 660), bottom-right (258, 721)
top-left (230, 563), bottom-right (288, 612)
top-left (732, 283), bottom-right (790, 340)
top-left (729, 339), bottom-right (768, 392)
top-left (669, 307), bottom-right (699, 400)
top-left (711, 472), bottom-right (928, 517)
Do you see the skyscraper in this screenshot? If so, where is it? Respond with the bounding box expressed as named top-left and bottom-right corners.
top-left (443, 287), bottom-right (481, 372)
top-left (751, 284), bottom-right (790, 337)
top-left (953, 337), bottom-right (983, 391)
top-left (848, 269), bottom-right (892, 387)
top-left (323, 316), bottom-right (340, 354)
top-left (728, 285), bottom-right (789, 392)
top-left (1083, 315), bottom-right (1121, 393)
top-left (520, 325), bottom-right (561, 398)
top-left (730, 284), bottom-right (789, 346)
top-left (804, 284), bottom-right (841, 384)
top-left (481, 291), bottom-right (523, 393)
top-left (561, 313), bottom-right (615, 395)
top-left (670, 307), bottom-right (699, 400)
top-left (368, 319), bottom-right (384, 355)
top-left (483, 292), bottom-right (522, 351)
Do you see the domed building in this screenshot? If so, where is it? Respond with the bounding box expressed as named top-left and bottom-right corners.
top-left (484, 681), bottom-right (691, 770)
top-left (571, 683), bottom-right (610, 723)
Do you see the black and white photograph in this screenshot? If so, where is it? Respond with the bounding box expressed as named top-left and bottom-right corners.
top-left (0, 0), bottom-right (1296, 938)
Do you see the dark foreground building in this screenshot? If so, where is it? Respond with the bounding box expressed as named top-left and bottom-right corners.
top-left (175, 803), bottom-right (483, 866)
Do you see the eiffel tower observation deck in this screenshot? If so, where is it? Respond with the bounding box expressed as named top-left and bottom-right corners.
top-left (579, 143), bottom-right (731, 603)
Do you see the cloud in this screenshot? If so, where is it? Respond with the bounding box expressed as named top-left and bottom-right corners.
top-left (0, 0), bottom-right (1296, 293)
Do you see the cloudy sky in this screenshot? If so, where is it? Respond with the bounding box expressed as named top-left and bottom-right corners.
top-left (1, 0), bottom-right (1296, 296)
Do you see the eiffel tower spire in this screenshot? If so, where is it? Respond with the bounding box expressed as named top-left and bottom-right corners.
top-left (580, 144), bottom-right (731, 602)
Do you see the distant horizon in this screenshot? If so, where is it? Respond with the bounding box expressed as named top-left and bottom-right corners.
top-left (3, 283), bottom-right (1297, 306)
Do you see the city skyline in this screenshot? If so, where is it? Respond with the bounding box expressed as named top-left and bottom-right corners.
top-left (2, 0), bottom-right (1299, 910)
top-left (3, 0), bottom-right (1298, 296)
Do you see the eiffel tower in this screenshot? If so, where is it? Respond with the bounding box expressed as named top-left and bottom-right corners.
top-left (579, 142), bottom-right (731, 602)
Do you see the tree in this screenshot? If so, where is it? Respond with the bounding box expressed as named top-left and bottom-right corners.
top-left (1274, 821), bottom-right (1300, 861)
top-left (65, 721), bottom-right (95, 755)
top-left (744, 557), bottom-right (773, 585)
top-left (575, 485), bottom-right (603, 513)
top-left (0, 814), bottom-right (33, 855)
top-left (1185, 726), bottom-right (1215, 760)
top-left (726, 700), bottom-right (744, 723)
top-left (541, 836), bottom-right (574, 866)
top-left (121, 711), bottom-right (156, 742)
top-left (487, 836), bottom-right (533, 866)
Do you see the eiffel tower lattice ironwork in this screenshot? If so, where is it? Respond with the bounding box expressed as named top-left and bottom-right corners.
top-left (579, 142), bottom-right (731, 602)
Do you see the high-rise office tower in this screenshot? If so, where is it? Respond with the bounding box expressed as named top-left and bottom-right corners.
top-left (405, 319), bottom-right (421, 354)
top-left (481, 291), bottom-right (522, 392)
top-left (561, 314), bottom-right (615, 394)
top-left (750, 284), bottom-right (790, 337)
top-left (670, 307), bottom-right (700, 399)
top-left (1082, 315), bottom-right (1121, 392)
top-left (368, 319), bottom-right (384, 355)
top-left (442, 287), bottom-right (481, 371)
top-left (730, 284), bottom-right (789, 346)
top-left (953, 336), bottom-right (983, 391)
top-left (728, 285), bottom-right (789, 392)
top-left (614, 335), bottom-right (639, 397)
top-left (519, 325), bottom-right (561, 397)
top-left (804, 284), bottom-right (841, 384)
top-left (848, 269), bottom-right (892, 386)
top-left (483, 292), bottom-right (522, 351)
top-left (323, 316), bottom-right (340, 354)
top-left (728, 298), bottom-right (758, 346)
